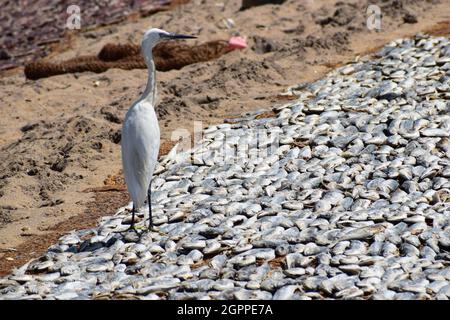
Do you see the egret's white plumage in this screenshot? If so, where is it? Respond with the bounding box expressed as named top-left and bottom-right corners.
top-left (122, 101), bottom-right (160, 208)
top-left (121, 28), bottom-right (196, 229)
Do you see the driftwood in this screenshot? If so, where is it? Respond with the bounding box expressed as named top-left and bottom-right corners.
top-left (24, 40), bottom-right (233, 80)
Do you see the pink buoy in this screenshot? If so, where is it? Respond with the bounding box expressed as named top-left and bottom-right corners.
top-left (228, 36), bottom-right (247, 49)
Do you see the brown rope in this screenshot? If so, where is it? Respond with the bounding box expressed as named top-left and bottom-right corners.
top-left (24, 40), bottom-right (233, 80)
top-left (97, 43), bottom-right (141, 61)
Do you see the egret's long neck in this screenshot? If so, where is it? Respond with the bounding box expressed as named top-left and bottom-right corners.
top-left (141, 53), bottom-right (157, 106)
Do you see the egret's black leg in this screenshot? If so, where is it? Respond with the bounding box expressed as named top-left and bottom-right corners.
top-left (148, 181), bottom-right (153, 231)
top-left (130, 204), bottom-right (136, 230)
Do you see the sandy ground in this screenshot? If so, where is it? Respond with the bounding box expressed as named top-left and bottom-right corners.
top-left (0, 0), bottom-right (449, 275)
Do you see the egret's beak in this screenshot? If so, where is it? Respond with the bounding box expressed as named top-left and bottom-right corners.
top-left (165, 33), bottom-right (197, 40)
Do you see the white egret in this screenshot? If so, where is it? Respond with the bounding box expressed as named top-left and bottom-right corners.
top-left (121, 28), bottom-right (196, 231)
